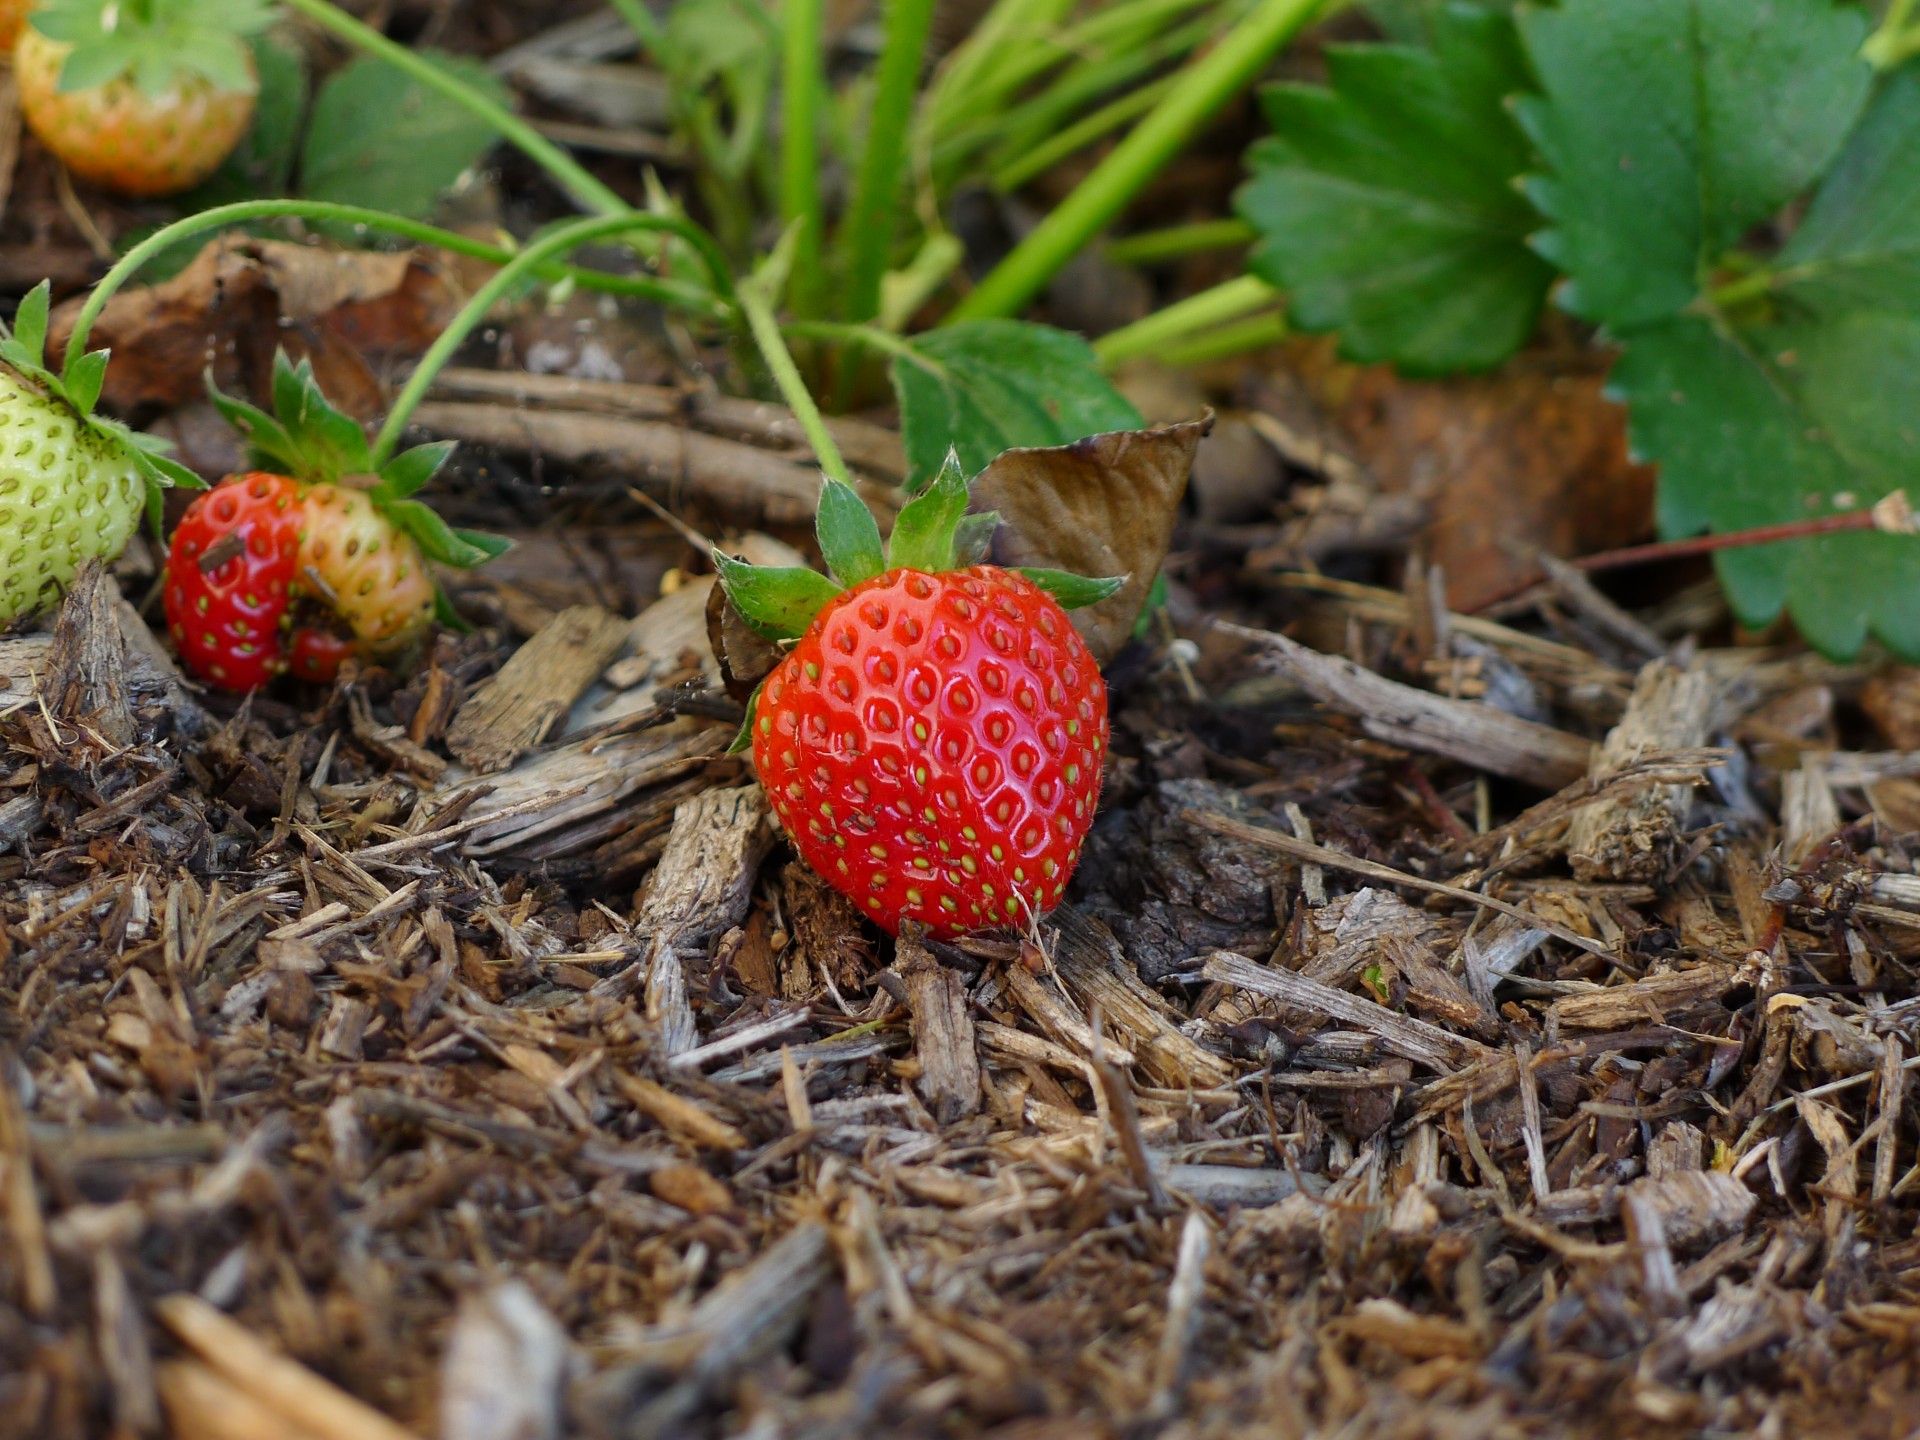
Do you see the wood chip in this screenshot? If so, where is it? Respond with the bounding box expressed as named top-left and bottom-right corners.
top-left (447, 604), bottom-right (632, 772)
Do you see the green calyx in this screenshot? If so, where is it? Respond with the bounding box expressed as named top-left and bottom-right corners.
top-left (712, 448), bottom-right (1126, 644)
top-left (208, 350), bottom-right (511, 574)
top-left (0, 280), bottom-right (202, 536)
top-left (29, 0), bottom-right (271, 99)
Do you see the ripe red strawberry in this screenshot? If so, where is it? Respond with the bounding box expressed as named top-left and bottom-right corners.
top-left (0, 282), bottom-right (201, 623)
top-left (163, 352), bottom-right (506, 692)
top-left (717, 459), bottom-right (1120, 939)
top-left (162, 472), bottom-right (302, 691)
top-left (17, 0), bottom-right (270, 198)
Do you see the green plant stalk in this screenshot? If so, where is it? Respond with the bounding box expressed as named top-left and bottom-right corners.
top-left (785, 318), bottom-right (925, 365)
top-left (922, 0), bottom-right (1076, 141)
top-left (63, 199), bottom-right (735, 374)
top-left (980, 0), bottom-right (1230, 183)
top-left (1153, 309), bottom-right (1290, 368)
top-left (992, 73), bottom-right (1173, 192)
top-left (740, 285), bottom-right (854, 488)
top-left (928, 0), bottom-right (1217, 175)
top-left (950, 0), bottom-right (1327, 322)
top-left (605, 0), bottom-right (670, 54)
top-left (1090, 274), bottom-right (1280, 365)
top-left (781, 0), bottom-right (828, 315)
top-left (840, 0), bottom-right (937, 325)
top-left (1105, 218), bottom-right (1256, 266)
top-left (1864, 0), bottom-right (1920, 67)
top-left (373, 214), bottom-right (705, 465)
top-left (278, 0), bottom-right (630, 218)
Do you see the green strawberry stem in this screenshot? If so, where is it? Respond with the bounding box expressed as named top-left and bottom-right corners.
top-left (278, 0), bottom-right (631, 218)
top-left (372, 212), bottom-right (714, 465)
top-left (1091, 274), bottom-right (1282, 367)
top-left (737, 275), bottom-right (853, 490)
top-left (61, 199), bottom-right (733, 377)
top-left (780, 0), bottom-right (828, 319)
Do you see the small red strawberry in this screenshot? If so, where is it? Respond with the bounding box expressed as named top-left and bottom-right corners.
top-left (16, 0), bottom-right (270, 198)
top-left (162, 352), bottom-right (506, 693)
top-left (716, 459), bottom-right (1120, 939)
top-left (162, 472), bottom-right (303, 691)
top-left (288, 626), bottom-right (356, 685)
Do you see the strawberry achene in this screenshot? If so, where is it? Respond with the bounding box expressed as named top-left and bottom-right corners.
top-left (753, 565), bottom-right (1107, 939)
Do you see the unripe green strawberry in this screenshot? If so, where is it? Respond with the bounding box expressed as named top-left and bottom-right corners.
top-left (0, 281), bottom-right (199, 624)
top-left (716, 455), bottom-right (1124, 939)
top-left (0, 366), bottom-right (146, 622)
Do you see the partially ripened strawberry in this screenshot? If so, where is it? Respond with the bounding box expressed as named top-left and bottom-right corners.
top-left (0, 282), bottom-right (201, 623)
top-left (0, 0), bottom-right (34, 54)
top-left (716, 457), bottom-right (1119, 939)
top-left (165, 352), bottom-right (507, 691)
top-left (16, 0), bottom-right (270, 197)
top-left (162, 472), bottom-right (302, 691)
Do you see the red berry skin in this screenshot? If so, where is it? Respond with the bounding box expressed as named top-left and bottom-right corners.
top-left (753, 566), bottom-right (1107, 939)
top-left (288, 627), bottom-right (355, 684)
top-left (163, 473), bottom-right (303, 692)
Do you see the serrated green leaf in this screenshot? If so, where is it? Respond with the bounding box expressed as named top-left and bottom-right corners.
top-left (1609, 69), bottom-right (1920, 661)
top-left (1514, 0), bottom-right (1870, 329)
top-left (272, 354), bottom-right (373, 481)
top-left (1014, 568), bottom-right (1127, 611)
top-left (373, 441), bottom-right (456, 502)
top-left (300, 53), bottom-right (506, 221)
top-left (63, 351), bottom-right (107, 417)
top-left (1237, 5), bottom-right (1550, 373)
top-left (816, 478), bottom-right (887, 587)
top-left (713, 552), bottom-right (843, 639)
top-left (886, 450), bottom-right (970, 573)
top-left (890, 321), bottom-right (1142, 490)
top-left (10, 283), bottom-right (49, 368)
top-left (386, 500), bottom-right (499, 569)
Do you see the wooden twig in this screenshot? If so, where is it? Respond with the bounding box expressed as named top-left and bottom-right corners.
top-left (446, 604), bottom-right (632, 772)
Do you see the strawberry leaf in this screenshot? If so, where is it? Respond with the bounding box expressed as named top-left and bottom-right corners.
top-left (713, 553), bottom-right (843, 639)
top-left (1237, 5), bottom-right (1551, 373)
top-left (10, 283), bottom-right (49, 369)
top-left (386, 500), bottom-right (508, 570)
top-left (886, 450), bottom-right (971, 573)
top-left (1513, 0), bottom-right (1870, 330)
top-left (890, 320), bottom-right (1142, 490)
top-left (373, 441), bottom-right (457, 503)
top-left (63, 349), bottom-right (107, 417)
top-left (1611, 70), bottom-right (1920, 661)
top-left (1014, 569), bottom-right (1127, 611)
top-left (816, 478), bottom-right (887, 587)
top-left (271, 354), bottom-right (374, 482)
top-left (207, 378), bottom-right (300, 470)
top-left (300, 53), bottom-right (507, 223)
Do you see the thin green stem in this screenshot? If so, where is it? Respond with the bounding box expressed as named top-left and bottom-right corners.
top-left (785, 318), bottom-right (924, 366)
top-left (279, 0), bottom-right (631, 217)
top-left (1865, 0), bottom-right (1920, 67)
top-left (1153, 309), bottom-right (1289, 368)
top-left (840, 0), bottom-right (936, 325)
top-left (65, 200), bottom-right (733, 374)
top-left (739, 286), bottom-right (852, 487)
top-left (606, 0), bottom-right (670, 54)
top-left (1104, 218), bottom-right (1255, 266)
top-left (1091, 274), bottom-right (1280, 366)
top-left (992, 73), bottom-right (1173, 192)
top-left (950, 0), bottom-right (1326, 322)
top-left (374, 215), bottom-right (702, 466)
top-left (780, 0), bottom-right (828, 314)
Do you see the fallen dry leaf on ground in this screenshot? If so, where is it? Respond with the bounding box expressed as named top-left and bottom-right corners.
top-left (49, 235), bottom-right (461, 418)
top-left (972, 414), bottom-right (1213, 662)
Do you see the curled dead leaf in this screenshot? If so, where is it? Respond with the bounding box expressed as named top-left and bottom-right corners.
top-left (49, 235), bottom-right (461, 419)
top-left (971, 413), bottom-right (1213, 663)
top-left (707, 569), bottom-right (786, 704)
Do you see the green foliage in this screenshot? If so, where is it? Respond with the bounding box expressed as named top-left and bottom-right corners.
top-left (888, 321), bottom-right (1143, 490)
top-left (29, 0), bottom-right (272, 98)
top-left (1235, 0), bottom-right (1920, 659)
top-left (1238, 5), bottom-right (1550, 371)
top-left (300, 53), bottom-right (506, 219)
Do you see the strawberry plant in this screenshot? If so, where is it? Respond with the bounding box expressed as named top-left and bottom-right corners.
top-left (0, 283), bottom-right (199, 622)
top-left (17, 0), bottom-right (273, 197)
top-left (718, 456), bottom-right (1120, 937)
top-left (1232, 0), bottom-right (1920, 660)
